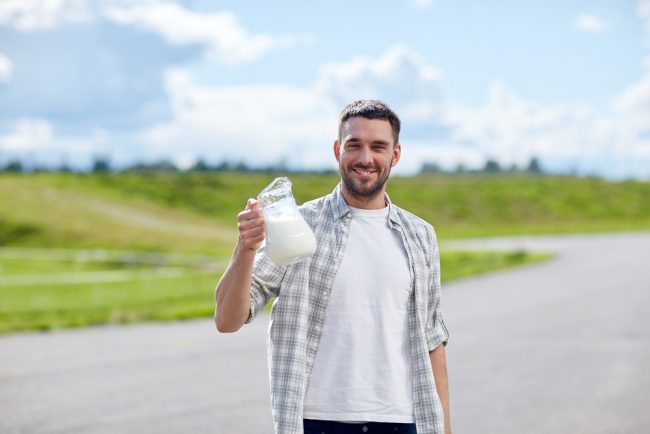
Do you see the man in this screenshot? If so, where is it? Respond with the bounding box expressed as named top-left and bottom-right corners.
top-left (215, 100), bottom-right (450, 434)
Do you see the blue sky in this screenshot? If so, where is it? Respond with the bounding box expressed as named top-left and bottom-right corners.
top-left (0, 0), bottom-right (649, 178)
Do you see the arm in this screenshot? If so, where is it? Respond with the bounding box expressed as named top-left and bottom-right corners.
top-left (426, 226), bottom-right (451, 432)
top-left (214, 199), bottom-right (265, 333)
top-left (430, 344), bottom-right (451, 434)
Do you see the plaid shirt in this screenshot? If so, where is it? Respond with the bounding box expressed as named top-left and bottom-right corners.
top-left (247, 184), bottom-right (449, 434)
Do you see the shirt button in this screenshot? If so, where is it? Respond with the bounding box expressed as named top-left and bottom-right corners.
top-left (362, 426), bottom-right (368, 432)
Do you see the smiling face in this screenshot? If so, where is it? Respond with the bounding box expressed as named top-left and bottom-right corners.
top-left (334, 116), bottom-right (401, 209)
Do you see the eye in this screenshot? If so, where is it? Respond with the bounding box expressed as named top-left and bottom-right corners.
top-left (345, 143), bottom-right (360, 150)
top-left (372, 144), bottom-right (389, 151)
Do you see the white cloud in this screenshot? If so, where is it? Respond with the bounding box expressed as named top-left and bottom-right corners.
top-left (610, 54), bottom-right (650, 174)
top-left (613, 56), bottom-right (650, 114)
top-left (127, 45), bottom-right (449, 170)
top-left (317, 45), bottom-right (446, 126)
top-left (0, 1), bottom-right (306, 131)
top-left (575, 14), bottom-right (609, 33)
top-left (0, 119), bottom-right (53, 151)
top-left (2, 37), bottom-right (648, 178)
top-left (133, 46), bottom-right (452, 172)
top-left (123, 44), bottom-right (650, 179)
top-left (136, 68), bottom-right (338, 169)
top-left (445, 81), bottom-right (650, 178)
top-left (0, 118), bottom-right (100, 161)
top-left (0, 0), bottom-right (303, 65)
top-left (101, 1), bottom-right (302, 65)
top-left (0, 0), bottom-right (92, 31)
top-left (606, 1), bottom-right (650, 175)
top-left (0, 53), bottom-right (13, 83)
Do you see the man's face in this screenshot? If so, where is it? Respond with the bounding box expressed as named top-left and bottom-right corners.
top-left (334, 117), bottom-right (401, 203)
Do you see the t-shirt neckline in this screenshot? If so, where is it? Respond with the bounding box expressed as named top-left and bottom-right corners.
top-left (349, 205), bottom-right (389, 219)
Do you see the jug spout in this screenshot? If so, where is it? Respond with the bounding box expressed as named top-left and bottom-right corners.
top-left (257, 176), bottom-right (293, 209)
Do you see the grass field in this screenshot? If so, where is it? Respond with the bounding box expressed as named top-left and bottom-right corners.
top-left (0, 247), bottom-right (549, 334)
top-left (0, 174), bottom-right (237, 254)
top-left (2, 172), bottom-right (649, 251)
top-left (1, 171), bottom-right (647, 333)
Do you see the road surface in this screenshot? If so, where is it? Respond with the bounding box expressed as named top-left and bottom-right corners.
top-left (1, 232), bottom-right (648, 433)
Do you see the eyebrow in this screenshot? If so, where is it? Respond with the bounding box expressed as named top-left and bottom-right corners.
top-left (344, 137), bottom-right (391, 146)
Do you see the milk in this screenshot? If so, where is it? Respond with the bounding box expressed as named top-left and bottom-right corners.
top-left (257, 176), bottom-right (317, 266)
top-left (265, 216), bottom-right (317, 265)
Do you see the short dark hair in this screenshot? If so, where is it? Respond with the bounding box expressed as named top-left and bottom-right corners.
top-left (338, 99), bottom-right (401, 145)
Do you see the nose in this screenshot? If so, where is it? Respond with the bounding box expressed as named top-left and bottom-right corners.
top-left (357, 146), bottom-right (372, 165)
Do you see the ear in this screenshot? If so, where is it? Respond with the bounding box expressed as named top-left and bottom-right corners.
top-left (391, 142), bottom-right (401, 167)
top-left (333, 139), bottom-right (341, 163)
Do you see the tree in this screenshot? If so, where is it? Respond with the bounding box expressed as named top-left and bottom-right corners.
top-left (92, 158), bottom-right (111, 173)
top-left (526, 156), bottom-right (542, 174)
top-left (4, 160), bottom-right (23, 172)
top-left (191, 158), bottom-right (211, 172)
top-left (420, 162), bottom-right (443, 173)
top-left (483, 159), bottom-right (501, 173)
top-left (454, 163), bottom-right (467, 174)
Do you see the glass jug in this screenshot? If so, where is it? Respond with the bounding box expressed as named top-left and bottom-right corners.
top-left (257, 177), bottom-right (317, 265)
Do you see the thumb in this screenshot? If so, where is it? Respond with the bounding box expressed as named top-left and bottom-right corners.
top-left (246, 198), bottom-right (259, 211)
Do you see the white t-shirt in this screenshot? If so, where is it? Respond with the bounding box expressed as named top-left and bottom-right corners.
top-left (303, 205), bottom-right (414, 423)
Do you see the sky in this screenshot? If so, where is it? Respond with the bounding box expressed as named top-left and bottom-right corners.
top-left (0, 0), bottom-right (649, 179)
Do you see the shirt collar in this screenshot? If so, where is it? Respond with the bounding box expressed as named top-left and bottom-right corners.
top-left (330, 183), bottom-right (401, 228)
top-left (330, 183), bottom-right (350, 220)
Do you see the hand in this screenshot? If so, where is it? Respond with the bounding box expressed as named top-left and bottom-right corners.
top-left (237, 198), bottom-right (265, 252)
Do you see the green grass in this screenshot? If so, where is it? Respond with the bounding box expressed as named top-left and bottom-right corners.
top-left (83, 172), bottom-right (650, 238)
top-left (441, 250), bottom-right (551, 281)
top-left (0, 171), bottom-right (646, 333)
top-left (1, 172), bottom-right (648, 252)
top-left (0, 173), bottom-right (237, 255)
top-left (0, 249), bottom-right (550, 334)
top-left (0, 271), bottom-right (218, 333)
top-left (387, 174), bottom-right (650, 238)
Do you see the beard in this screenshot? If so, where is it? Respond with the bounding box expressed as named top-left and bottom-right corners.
top-left (340, 161), bottom-right (392, 202)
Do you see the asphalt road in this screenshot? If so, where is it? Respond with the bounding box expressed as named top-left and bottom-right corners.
top-left (1, 232), bottom-right (648, 434)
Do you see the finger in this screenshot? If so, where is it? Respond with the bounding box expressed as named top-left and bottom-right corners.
top-left (238, 225), bottom-right (265, 241)
top-left (238, 208), bottom-right (263, 222)
top-left (247, 232), bottom-right (266, 243)
top-left (238, 215), bottom-right (264, 229)
top-left (240, 222), bottom-right (265, 236)
top-left (240, 230), bottom-right (265, 247)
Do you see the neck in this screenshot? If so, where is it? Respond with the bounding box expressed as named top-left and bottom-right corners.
top-left (340, 184), bottom-right (387, 210)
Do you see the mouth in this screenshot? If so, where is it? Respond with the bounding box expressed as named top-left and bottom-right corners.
top-left (351, 167), bottom-right (377, 179)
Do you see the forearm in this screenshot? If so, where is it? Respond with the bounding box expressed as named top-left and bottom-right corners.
top-left (429, 344), bottom-right (451, 434)
top-left (214, 240), bottom-right (257, 333)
